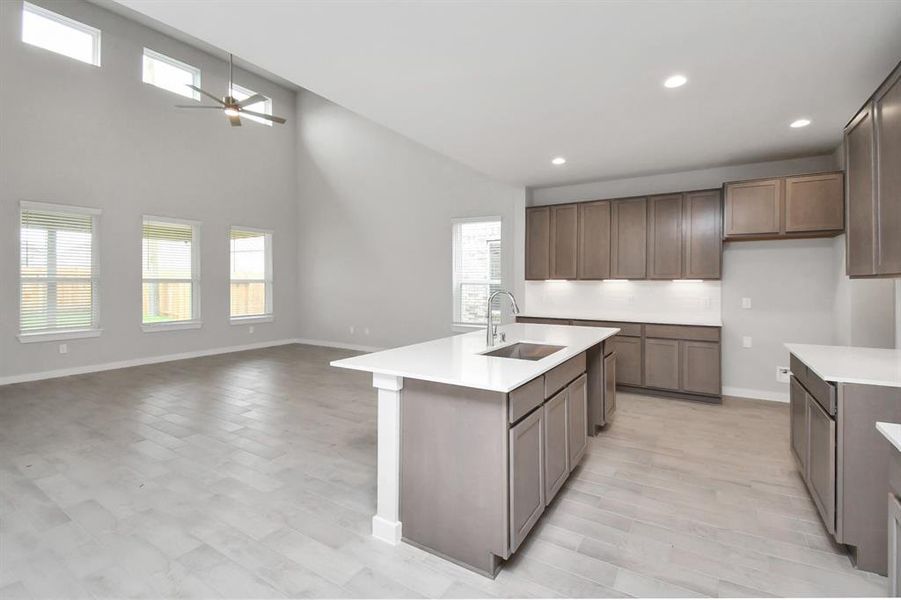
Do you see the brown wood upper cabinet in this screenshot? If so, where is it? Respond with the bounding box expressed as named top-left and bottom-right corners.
top-left (549, 204), bottom-right (578, 279)
top-left (844, 60), bottom-right (901, 277)
top-left (683, 190), bottom-right (722, 279)
top-left (610, 197), bottom-right (647, 279)
top-left (525, 207), bottom-right (550, 280)
top-left (723, 173), bottom-right (843, 241)
top-left (577, 201), bottom-right (611, 279)
top-left (647, 194), bottom-right (683, 279)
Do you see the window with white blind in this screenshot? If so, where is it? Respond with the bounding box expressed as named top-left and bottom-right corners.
top-left (142, 217), bottom-right (200, 330)
top-left (230, 84), bottom-right (273, 127)
top-left (19, 201), bottom-right (101, 341)
top-left (230, 227), bottom-right (272, 320)
top-left (22, 2), bottom-right (101, 67)
top-left (452, 218), bottom-right (502, 326)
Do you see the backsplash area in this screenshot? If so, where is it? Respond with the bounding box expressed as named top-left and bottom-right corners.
top-left (523, 280), bottom-right (723, 326)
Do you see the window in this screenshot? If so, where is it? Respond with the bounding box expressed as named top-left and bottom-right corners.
top-left (230, 84), bottom-right (273, 126)
top-left (142, 217), bottom-right (200, 330)
top-left (230, 227), bottom-right (272, 320)
top-left (21, 2), bottom-right (101, 66)
top-left (19, 201), bottom-right (100, 341)
top-left (142, 48), bottom-right (200, 100)
top-left (452, 218), bottom-right (502, 326)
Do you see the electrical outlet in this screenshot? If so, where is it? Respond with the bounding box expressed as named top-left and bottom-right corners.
top-left (776, 366), bottom-right (790, 383)
top-left (742, 336), bottom-right (752, 348)
top-left (364, 327), bottom-right (370, 336)
top-left (248, 325), bottom-right (254, 334)
top-left (741, 297), bottom-right (752, 309)
top-left (349, 325), bottom-right (355, 335)
top-left (58, 343), bottom-right (68, 354)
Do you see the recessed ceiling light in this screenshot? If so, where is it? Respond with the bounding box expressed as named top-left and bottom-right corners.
top-left (790, 118), bottom-right (811, 128)
top-left (663, 74), bottom-right (687, 88)
top-left (551, 157), bottom-right (566, 165)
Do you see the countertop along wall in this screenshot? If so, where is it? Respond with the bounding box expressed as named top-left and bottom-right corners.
top-left (294, 90), bottom-right (526, 351)
top-left (0, 0), bottom-right (300, 382)
top-left (527, 154), bottom-right (847, 401)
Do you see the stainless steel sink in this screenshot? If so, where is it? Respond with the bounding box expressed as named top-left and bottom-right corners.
top-left (481, 342), bottom-right (565, 361)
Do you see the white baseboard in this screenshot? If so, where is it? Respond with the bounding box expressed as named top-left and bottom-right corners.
top-left (0, 338), bottom-right (299, 386)
top-left (294, 337), bottom-right (384, 353)
top-left (722, 386), bottom-right (789, 403)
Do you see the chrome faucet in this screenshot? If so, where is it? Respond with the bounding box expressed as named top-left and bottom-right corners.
top-left (486, 290), bottom-right (520, 347)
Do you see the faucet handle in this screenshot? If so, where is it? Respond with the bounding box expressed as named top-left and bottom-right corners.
top-left (499, 332), bottom-right (506, 342)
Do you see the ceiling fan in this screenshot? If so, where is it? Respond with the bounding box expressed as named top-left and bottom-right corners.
top-left (176, 53), bottom-right (287, 127)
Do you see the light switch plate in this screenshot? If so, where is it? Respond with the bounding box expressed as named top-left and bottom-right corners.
top-left (59, 343), bottom-right (68, 354)
top-left (741, 297), bottom-right (752, 309)
top-left (248, 325), bottom-right (255, 334)
top-left (742, 336), bottom-right (752, 348)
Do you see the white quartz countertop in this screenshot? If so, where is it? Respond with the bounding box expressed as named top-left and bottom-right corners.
top-left (785, 343), bottom-right (901, 388)
top-left (877, 422), bottom-right (901, 454)
top-left (330, 323), bottom-right (618, 393)
top-left (518, 313), bottom-right (722, 327)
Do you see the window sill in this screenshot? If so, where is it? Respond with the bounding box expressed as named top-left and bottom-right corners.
top-left (230, 315), bottom-right (274, 325)
top-left (141, 320), bottom-right (203, 333)
top-left (18, 329), bottom-right (103, 344)
top-left (452, 323), bottom-right (486, 333)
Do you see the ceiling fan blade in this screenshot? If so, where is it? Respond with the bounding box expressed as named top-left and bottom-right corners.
top-left (237, 93), bottom-right (266, 108)
top-left (175, 105), bottom-right (225, 109)
top-left (228, 114), bottom-right (242, 127)
top-left (240, 109), bottom-right (287, 124)
top-left (186, 84), bottom-right (225, 105)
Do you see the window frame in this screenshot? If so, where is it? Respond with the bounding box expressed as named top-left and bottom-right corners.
top-left (141, 215), bottom-right (202, 332)
top-left (229, 225), bottom-right (274, 324)
top-left (142, 47), bottom-right (201, 101)
top-left (451, 216), bottom-right (503, 329)
top-left (18, 200), bottom-right (102, 343)
top-left (21, 2), bottom-right (102, 67)
top-left (230, 83), bottom-right (273, 127)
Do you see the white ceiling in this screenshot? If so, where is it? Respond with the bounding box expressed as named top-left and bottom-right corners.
top-left (111, 0), bottom-right (901, 188)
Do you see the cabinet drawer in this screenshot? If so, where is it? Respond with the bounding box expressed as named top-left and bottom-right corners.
top-left (791, 354), bottom-right (836, 416)
top-left (572, 320), bottom-right (642, 337)
top-left (509, 376), bottom-right (545, 424)
top-left (644, 324), bottom-right (720, 342)
top-left (517, 317), bottom-right (572, 325)
top-left (545, 353), bottom-right (586, 398)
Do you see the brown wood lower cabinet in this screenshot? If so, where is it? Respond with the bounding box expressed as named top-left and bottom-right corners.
top-left (509, 407), bottom-right (544, 553)
top-left (518, 316), bottom-right (722, 402)
top-left (543, 390), bottom-right (569, 503)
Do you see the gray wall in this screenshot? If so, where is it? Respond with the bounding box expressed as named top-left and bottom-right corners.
top-left (294, 90), bottom-right (526, 350)
top-left (526, 154), bottom-right (864, 401)
top-left (0, 0), bottom-right (299, 380)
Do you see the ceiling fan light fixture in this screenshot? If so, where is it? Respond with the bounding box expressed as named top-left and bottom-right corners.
top-left (224, 108), bottom-right (239, 117)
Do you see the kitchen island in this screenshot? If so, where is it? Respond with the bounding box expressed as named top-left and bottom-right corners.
top-left (331, 323), bottom-right (618, 576)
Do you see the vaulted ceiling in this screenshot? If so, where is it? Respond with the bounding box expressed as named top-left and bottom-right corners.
top-left (111, 0), bottom-right (901, 187)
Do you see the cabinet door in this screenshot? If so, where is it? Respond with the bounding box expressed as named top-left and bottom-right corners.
top-left (889, 493), bottom-right (901, 596)
top-left (544, 390), bottom-right (569, 503)
top-left (610, 198), bottom-right (647, 279)
top-left (683, 190), bottom-right (722, 279)
top-left (644, 338), bottom-right (680, 391)
top-left (875, 66), bottom-right (901, 275)
top-left (789, 377), bottom-right (808, 473)
top-left (549, 204), bottom-right (578, 279)
top-left (806, 393), bottom-right (836, 535)
top-left (681, 341), bottom-right (720, 396)
top-left (647, 194), bottom-right (684, 279)
top-left (578, 201), bottom-right (611, 279)
top-left (611, 335), bottom-right (642, 386)
top-left (784, 173), bottom-right (844, 233)
top-left (844, 105), bottom-right (877, 276)
top-left (509, 408), bottom-right (545, 552)
top-left (525, 207), bottom-right (550, 280)
top-left (724, 179), bottom-right (782, 236)
top-left (603, 352), bottom-right (616, 423)
top-left (567, 374), bottom-right (588, 470)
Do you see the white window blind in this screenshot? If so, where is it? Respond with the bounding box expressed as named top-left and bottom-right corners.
top-left (22, 2), bottom-right (101, 66)
top-left (452, 218), bottom-right (502, 326)
top-left (230, 227), bottom-right (272, 319)
top-left (142, 48), bottom-right (200, 100)
top-left (230, 84), bottom-right (273, 127)
top-left (142, 218), bottom-right (199, 325)
top-left (20, 202), bottom-right (99, 335)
